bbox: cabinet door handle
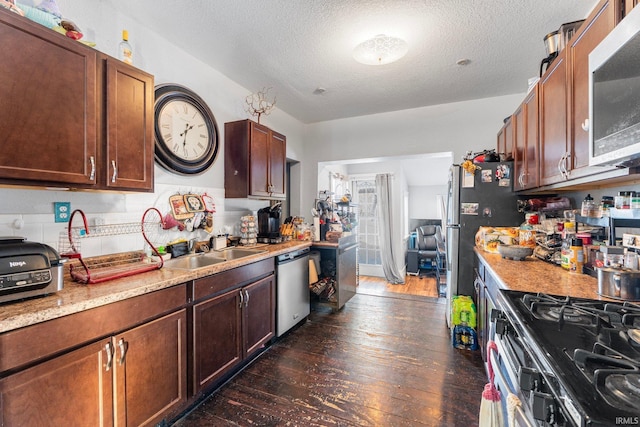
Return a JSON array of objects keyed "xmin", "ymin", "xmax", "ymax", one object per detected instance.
[
  {"xmin": 89, "ymin": 156, "xmax": 96, "ymax": 181},
  {"xmin": 239, "ymin": 289, "xmax": 244, "ymax": 308},
  {"xmin": 117, "ymin": 338, "xmax": 128, "ymax": 365},
  {"xmin": 562, "ymin": 152, "xmax": 570, "ymax": 179},
  {"xmin": 581, "ymin": 119, "xmax": 589, "ymax": 132},
  {"xmin": 244, "ymin": 289, "xmax": 250, "ymax": 307},
  {"xmin": 111, "ymin": 160, "xmax": 117, "ymax": 183},
  {"xmin": 557, "ymin": 155, "xmax": 564, "ymax": 177},
  {"xmin": 105, "ymin": 341, "xmax": 114, "ymax": 371}
]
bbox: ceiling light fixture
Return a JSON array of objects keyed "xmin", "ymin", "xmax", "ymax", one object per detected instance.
[{"xmin": 353, "ymin": 34, "xmax": 408, "ymax": 65}]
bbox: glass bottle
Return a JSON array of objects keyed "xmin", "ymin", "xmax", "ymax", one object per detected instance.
[
  {"xmin": 119, "ymin": 30, "xmax": 133, "ymax": 65},
  {"xmin": 581, "ymin": 194, "xmax": 595, "ymax": 217}
]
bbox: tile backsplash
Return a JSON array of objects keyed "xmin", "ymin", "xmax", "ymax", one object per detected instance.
[{"xmin": 0, "ymin": 184, "xmax": 263, "ymax": 258}]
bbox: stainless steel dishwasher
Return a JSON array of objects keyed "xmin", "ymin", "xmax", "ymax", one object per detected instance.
[{"xmin": 275, "ymin": 247, "xmax": 310, "ymax": 337}]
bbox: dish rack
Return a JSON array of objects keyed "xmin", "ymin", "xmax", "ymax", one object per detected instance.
[{"xmin": 61, "ymin": 208, "xmax": 165, "ymax": 284}]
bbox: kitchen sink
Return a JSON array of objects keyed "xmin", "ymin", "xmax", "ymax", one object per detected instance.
[
  {"xmin": 163, "ymin": 248, "xmax": 267, "ymax": 270},
  {"xmin": 163, "ymin": 254, "xmax": 226, "ymax": 270},
  {"xmin": 213, "ymin": 248, "xmax": 267, "ymax": 260}
]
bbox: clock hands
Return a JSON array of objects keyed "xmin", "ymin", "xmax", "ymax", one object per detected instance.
[
  {"xmin": 181, "ymin": 123, "xmax": 194, "ymax": 157},
  {"xmin": 180, "ymin": 123, "xmax": 194, "ymax": 137}
]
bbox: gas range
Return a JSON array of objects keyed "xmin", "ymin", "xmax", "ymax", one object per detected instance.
[{"xmin": 494, "ymin": 291, "xmax": 640, "ymax": 426}]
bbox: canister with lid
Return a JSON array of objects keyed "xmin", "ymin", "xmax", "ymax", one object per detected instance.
[
  {"xmin": 569, "ymin": 238, "xmax": 584, "ymax": 274},
  {"xmin": 581, "ymin": 194, "xmax": 597, "ymax": 217}
]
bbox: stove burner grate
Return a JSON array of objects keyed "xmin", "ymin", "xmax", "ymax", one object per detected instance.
[
  {"xmin": 629, "ymin": 329, "xmax": 640, "ymax": 347},
  {"xmin": 546, "ymin": 306, "xmax": 590, "ymax": 323},
  {"xmin": 604, "ymin": 373, "xmax": 640, "ymax": 409}
]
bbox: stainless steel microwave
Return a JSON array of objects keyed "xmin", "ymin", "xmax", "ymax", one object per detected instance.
[{"xmin": 589, "ymin": 6, "xmax": 640, "ymax": 167}]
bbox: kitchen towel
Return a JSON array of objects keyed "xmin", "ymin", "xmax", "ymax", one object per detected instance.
[{"xmin": 479, "ymin": 341, "xmax": 504, "ymax": 427}]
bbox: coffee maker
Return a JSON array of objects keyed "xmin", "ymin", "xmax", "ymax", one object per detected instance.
[
  {"xmin": 540, "ymin": 30, "xmax": 560, "ymax": 77},
  {"xmin": 539, "ymin": 20, "xmax": 585, "ymax": 77},
  {"xmin": 257, "ymin": 203, "xmax": 282, "ymax": 244}
]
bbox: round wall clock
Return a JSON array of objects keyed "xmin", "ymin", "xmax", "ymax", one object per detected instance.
[{"xmin": 154, "ymin": 84, "xmax": 219, "ymax": 175}]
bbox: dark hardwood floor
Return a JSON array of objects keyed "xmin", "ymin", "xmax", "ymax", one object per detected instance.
[{"xmin": 173, "ymin": 277, "xmax": 486, "ymax": 426}]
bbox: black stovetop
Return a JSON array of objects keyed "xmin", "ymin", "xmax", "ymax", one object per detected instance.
[{"xmin": 501, "ymin": 291, "xmax": 640, "ymax": 425}]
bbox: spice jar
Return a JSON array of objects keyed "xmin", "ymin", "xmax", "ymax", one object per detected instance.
[
  {"xmin": 615, "ymin": 191, "xmax": 633, "ymax": 209},
  {"xmin": 600, "ymin": 196, "xmax": 614, "ymax": 217},
  {"xmin": 569, "ymin": 238, "xmax": 584, "ymax": 274},
  {"xmin": 581, "ymin": 194, "xmax": 596, "ymax": 217}
]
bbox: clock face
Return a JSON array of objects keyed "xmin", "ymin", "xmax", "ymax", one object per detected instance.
[
  {"xmin": 154, "ymin": 84, "xmax": 219, "ymax": 175},
  {"xmin": 158, "ymin": 100, "xmax": 209, "ymax": 161}
]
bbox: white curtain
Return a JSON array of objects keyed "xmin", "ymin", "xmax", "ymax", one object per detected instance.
[{"xmin": 375, "ymin": 174, "xmax": 405, "ymax": 284}]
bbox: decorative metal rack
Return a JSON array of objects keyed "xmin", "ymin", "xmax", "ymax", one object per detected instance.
[{"xmin": 61, "ymin": 208, "xmax": 164, "ymax": 284}]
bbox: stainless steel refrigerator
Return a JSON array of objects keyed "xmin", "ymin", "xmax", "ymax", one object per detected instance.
[{"xmin": 445, "ymin": 162, "xmax": 523, "ymax": 327}]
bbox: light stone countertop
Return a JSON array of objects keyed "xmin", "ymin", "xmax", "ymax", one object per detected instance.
[
  {"xmin": 476, "ymin": 249, "xmax": 618, "ymax": 301},
  {"xmin": 0, "ymin": 241, "xmax": 311, "ymax": 334}
]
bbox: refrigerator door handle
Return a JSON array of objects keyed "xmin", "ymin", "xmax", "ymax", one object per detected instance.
[{"xmin": 446, "ymin": 223, "xmax": 461, "ymax": 229}]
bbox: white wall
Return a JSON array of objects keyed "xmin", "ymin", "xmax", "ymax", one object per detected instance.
[
  {"xmin": 3, "ymin": 2, "xmax": 525, "ymax": 259},
  {"xmin": 301, "ymin": 93, "xmax": 525, "ymax": 219},
  {"xmin": 409, "ymin": 185, "xmax": 447, "ymax": 219}
]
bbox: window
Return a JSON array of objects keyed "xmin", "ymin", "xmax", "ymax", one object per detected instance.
[{"xmin": 353, "ymin": 178, "xmax": 380, "ymax": 265}]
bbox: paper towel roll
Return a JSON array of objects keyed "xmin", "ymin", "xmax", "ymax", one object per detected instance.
[
  {"xmin": 313, "ymin": 217, "xmax": 320, "ymax": 241},
  {"xmin": 309, "ymin": 258, "xmax": 319, "ymax": 284}
]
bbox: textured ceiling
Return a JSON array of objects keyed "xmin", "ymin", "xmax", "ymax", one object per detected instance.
[{"xmin": 112, "ymin": 0, "xmax": 598, "ymax": 124}]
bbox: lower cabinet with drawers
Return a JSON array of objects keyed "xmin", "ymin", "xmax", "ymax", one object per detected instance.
[{"xmin": 0, "ymin": 285, "xmax": 188, "ymax": 427}]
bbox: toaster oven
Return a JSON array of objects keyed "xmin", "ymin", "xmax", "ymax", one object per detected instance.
[{"xmin": 0, "ymin": 237, "xmax": 64, "ymax": 304}]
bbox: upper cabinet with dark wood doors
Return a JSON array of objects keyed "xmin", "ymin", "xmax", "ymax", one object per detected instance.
[
  {"xmin": 496, "ymin": 117, "xmax": 514, "ymax": 161},
  {"xmin": 565, "ymin": 0, "xmax": 618, "ymax": 180},
  {"xmin": 225, "ymin": 119, "xmax": 286, "ymax": 200},
  {"xmin": 513, "ymin": 85, "xmax": 539, "ymax": 190},
  {"xmin": 0, "ymin": 9, "xmax": 154, "ymax": 192},
  {"xmin": 513, "ymin": 0, "xmax": 621, "ymax": 188}
]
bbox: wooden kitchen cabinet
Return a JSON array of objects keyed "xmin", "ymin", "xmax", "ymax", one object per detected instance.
[
  {"xmin": 565, "ymin": 0, "xmax": 617, "ymax": 179},
  {"xmin": 0, "ymin": 10, "xmax": 153, "ymax": 192},
  {"xmin": 191, "ymin": 259, "xmax": 275, "ymax": 395},
  {"xmin": 225, "ymin": 119, "xmax": 286, "ymax": 200},
  {"xmin": 103, "ymin": 59, "xmax": 154, "ymax": 191},
  {"xmin": 0, "ymin": 339, "xmax": 114, "ymax": 426},
  {"xmin": 0, "ymin": 284, "xmax": 187, "ymax": 426},
  {"xmin": 0, "ymin": 9, "xmax": 97, "ymax": 186},
  {"xmin": 623, "ymin": 0, "xmax": 639, "ymax": 17},
  {"xmin": 513, "ymin": 86, "xmax": 539, "ymax": 190},
  {"xmin": 113, "ymin": 309, "xmax": 187, "ymax": 426},
  {"xmin": 496, "ymin": 117, "xmax": 513, "ymax": 160},
  {"xmin": 539, "ymin": 50, "xmax": 569, "ymax": 186},
  {"xmin": 536, "ymin": 0, "xmax": 619, "ymax": 187}
]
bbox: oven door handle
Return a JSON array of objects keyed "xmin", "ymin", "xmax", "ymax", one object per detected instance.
[{"xmin": 489, "ymin": 344, "xmax": 536, "ymax": 427}]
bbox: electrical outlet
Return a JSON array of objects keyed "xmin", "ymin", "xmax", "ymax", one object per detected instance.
[{"xmin": 54, "ymin": 202, "xmax": 71, "ymax": 223}]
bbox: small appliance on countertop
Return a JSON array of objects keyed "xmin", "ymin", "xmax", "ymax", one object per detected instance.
[
  {"xmin": 0, "ymin": 237, "xmax": 64, "ymax": 304},
  {"xmin": 257, "ymin": 203, "xmax": 282, "ymax": 244}
]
